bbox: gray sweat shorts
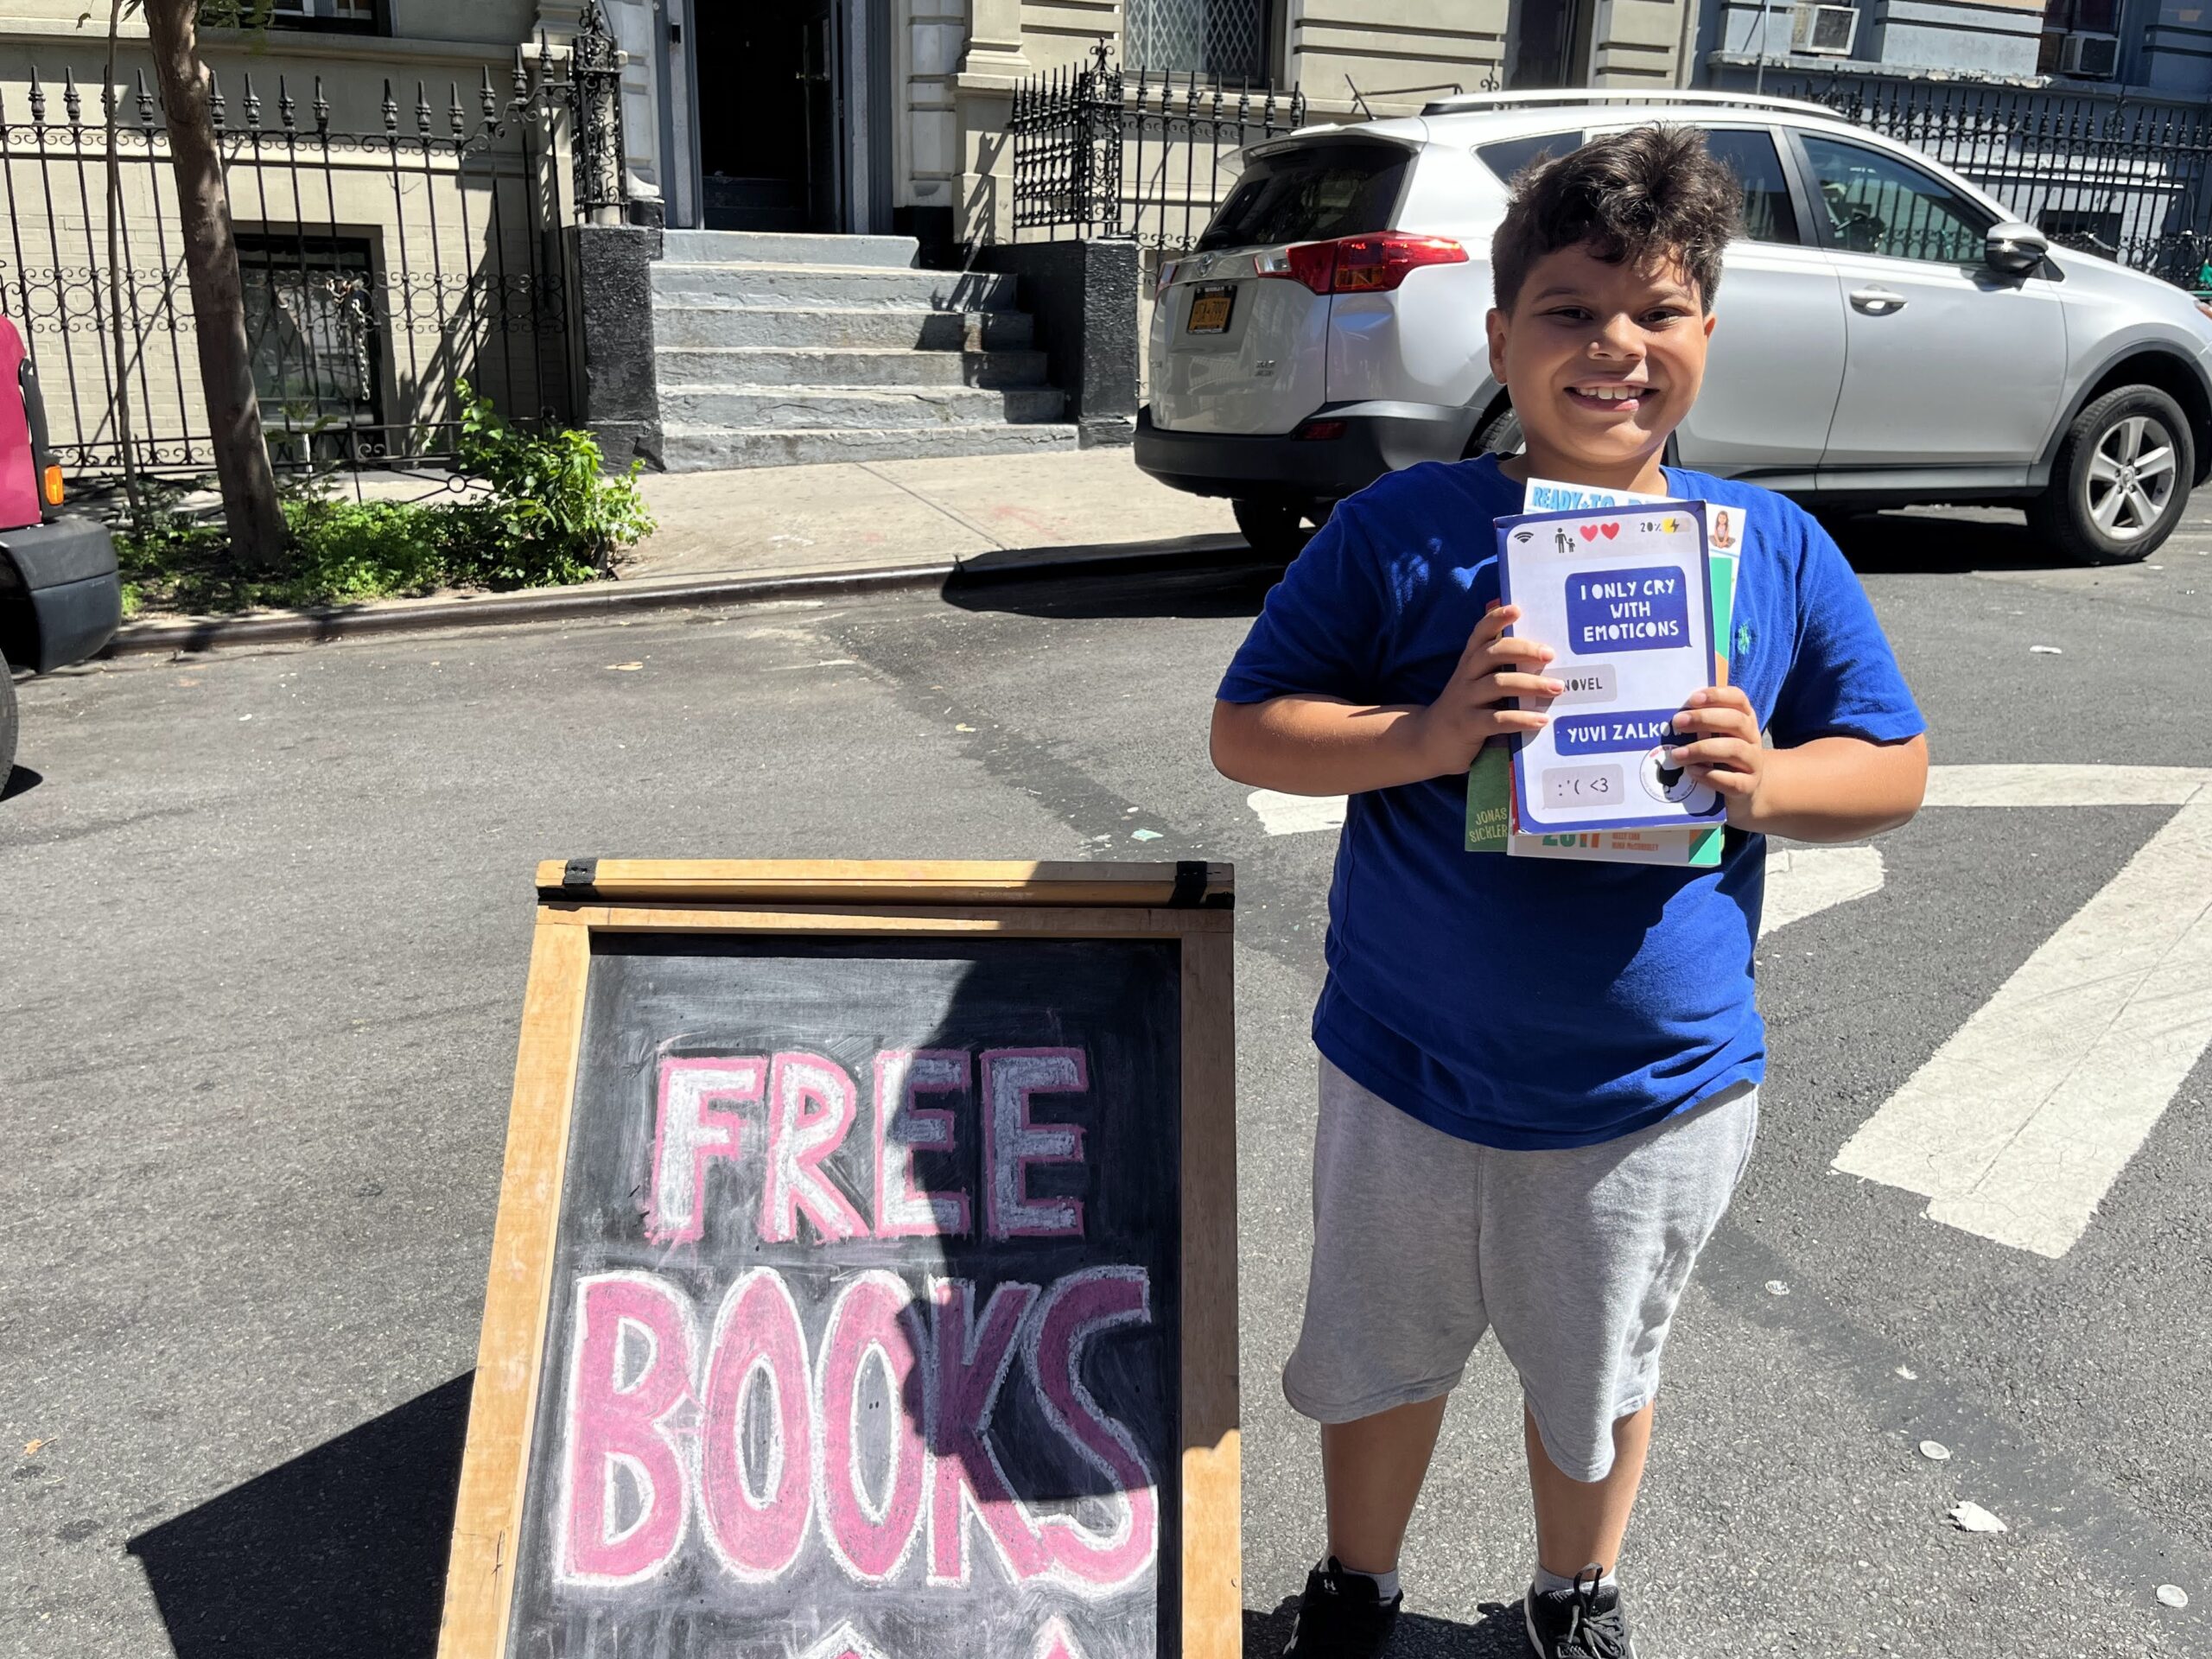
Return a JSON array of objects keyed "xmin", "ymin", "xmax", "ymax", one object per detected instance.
[{"xmin": 1283, "ymin": 1057, "xmax": 1758, "ymax": 1483}]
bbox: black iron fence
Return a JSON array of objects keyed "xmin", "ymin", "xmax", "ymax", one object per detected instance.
[
  {"xmin": 1008, "ymin": 49, "xmax": 1306, "ymax": 250},
  {"xmin": 0, "ymin": 43, "xmax": 586, "ymax": 483},
  {"xmin": 1775, "ymin": 70, "xmax": 2212, "ymax": 289}
]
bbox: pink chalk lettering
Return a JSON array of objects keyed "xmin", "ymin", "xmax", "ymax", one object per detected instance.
[
  {"xmin": 762, "ymin": 1052, "xmax": 868, "ymax": 1245},
  {"xmin": 558, "ymin": 1272, "xmax": 696, "ymax": 1586},
  {"xmin": 700, "ymin": 1268, "xmax": 814, "ymax": 1581},
  {"xmin": 872, "ymin": 1049, "xmax": 973, "ymax": 1239},
  {"xmin": 816, "ymin": 1273, "xmax": 929, "ymax": 1583},
  {"xmin": 648, "ymin": 1057, "xmax": 765, "ymax": 1244},
  {"xmin": 926, "ymin": 1277, "xmax": 1050, "ymax": 1586},
  {"xmin": 1032, "ymin": 1616, "xmax": 1090, "ymax": 1659},
  {"xmin": 1026, "ymin": 1267, "xmax": 1158, "ymax": 1591},
  {"xmin": 795, "ymin": 1624, "xmax": 893, "ymax": 1659},
  {"xmin": 982, "ymin": 1048, "xmax": 1090, "ymax": 1240}
]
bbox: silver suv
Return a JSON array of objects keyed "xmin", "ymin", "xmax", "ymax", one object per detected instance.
[{"xmin": 1135, "ymin": 89, "xmax": 2212, "ymax": 565}]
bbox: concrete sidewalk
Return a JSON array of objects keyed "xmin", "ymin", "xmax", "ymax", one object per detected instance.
[
  {"xmin": 112, "ymin": 448, "xmax": 1255, "ymax": 654},
  {"xmin": 624, "ymin": 446, "xmax": 1240, "ymax": 580}
]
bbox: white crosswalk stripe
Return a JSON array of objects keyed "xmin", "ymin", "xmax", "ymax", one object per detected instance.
[{"xmin": 1834, "ymin": 766, "xmax": 2212, "ymax": 1258}]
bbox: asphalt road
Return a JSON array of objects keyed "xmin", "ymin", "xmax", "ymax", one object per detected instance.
[{"xmin": 4, "ymin": 502, "xmax": 2211, "ymax": 1657}]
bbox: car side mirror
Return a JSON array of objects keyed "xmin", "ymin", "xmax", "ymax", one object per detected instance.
[{"xmin": 1985, "ymin": 220, "xmax": 2049, "ymax": 275}]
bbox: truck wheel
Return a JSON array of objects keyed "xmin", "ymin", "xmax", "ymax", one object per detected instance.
[
  {"xmin": 0, "ymin": 661, "xmax": 17, "ymax": 789},
  {"xmin": 1231, "ymin": 499, "xmax": 1314, "ymax": 562},
  {"xmin": 2029, "ymin": 385, "xmax": 2192, "ymax": 564}
]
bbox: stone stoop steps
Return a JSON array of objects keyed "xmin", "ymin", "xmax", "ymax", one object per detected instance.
[{"xmin": 652, "ymin": 229, "xmax": 1077, "ymax": 470}]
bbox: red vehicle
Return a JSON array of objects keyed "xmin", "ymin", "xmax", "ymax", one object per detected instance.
[{"xmin": 0, "ymin": 315, "xmax": 120, "ymax": 783}]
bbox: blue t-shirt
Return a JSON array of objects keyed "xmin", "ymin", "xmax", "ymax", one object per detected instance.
[{"xmin": 1217, "ymin": 454, "xmax": 1924, "ymax": 1149}]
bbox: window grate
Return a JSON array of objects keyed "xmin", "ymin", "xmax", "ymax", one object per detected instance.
[{"xmin": 1125, "ymin": 0, "xmax": 1268, "ymax": 83}]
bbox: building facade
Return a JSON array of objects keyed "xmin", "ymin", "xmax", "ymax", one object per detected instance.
[
  {"xmin": 1697, "ymin": 0, "xmax": 2212, "ymax": 96},
  {"xmin": 603, "ymin": 0, "xmax": 1701, "ymax": 251}
]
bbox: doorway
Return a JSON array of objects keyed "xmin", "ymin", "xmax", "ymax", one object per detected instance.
[
  {"xmin": 699, "ymin": 3, "xmax": 841, "ymax": 232},
  {"xmin": 1504, "ymin": 0, "xmax": 1596, "ymax": 88}
]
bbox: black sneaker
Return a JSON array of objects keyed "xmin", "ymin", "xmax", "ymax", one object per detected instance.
[
  {"xmin": 1282, "ymin": 1557, "xmax": 1403, "ymax": 1657},
  {"xmin": 1523, "ymin": 1566, "xmax": 1636, "ymax": 1658}
]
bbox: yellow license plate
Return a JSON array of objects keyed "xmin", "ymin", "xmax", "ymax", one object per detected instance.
[{"xmin": 1186, "ymin": 288, "xmax": 1235, "ymax": 334}]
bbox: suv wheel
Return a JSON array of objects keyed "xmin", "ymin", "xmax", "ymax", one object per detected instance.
[
  {"xmin": 2031, "ymin": 385, "xmax": 2193, "ymax": 564},
  {"xmin": 1232, "ymin": 499, "xmax": 1316, "ymax": 562},
  {"xmin": 0, "ymin": 661, "xmax": 17, "ymax": 788},
  {"xmin": 1472, "ymin": 404, "xmax": 1523, "ymax": 456}
]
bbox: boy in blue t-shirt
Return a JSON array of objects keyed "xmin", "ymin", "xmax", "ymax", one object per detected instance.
[{"xmin": 1214, "ymin": 126, "xmax": 1928, "ymax": 1658}]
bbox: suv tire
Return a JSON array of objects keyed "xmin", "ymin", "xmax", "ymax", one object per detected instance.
[
  {"xmin": 1232, "ymin": 498, "xmax": 1315, "ymax": 562},
  {"xmin": 0, "ymin": 660, "xmax": 16, "ymax": 788},
  {"xmin": 2031, "ymin": 385, "xmax": 2193, "ymax": 565},
  {"xmin": 1472, "ymin": 404, "xmax": 1523, "ymax": 456}
]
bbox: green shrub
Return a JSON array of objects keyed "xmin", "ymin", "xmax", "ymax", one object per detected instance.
[
  {"xmin": 284, "ymin": 498, "xmax": 450, "ymax": 601},
  {"xmin": 112, "ymin": 392, "xmax": 656, "ymax": 614},
  {"xmin": 446, "ymin": 385, "xmax": 656, "ymax": 588}
]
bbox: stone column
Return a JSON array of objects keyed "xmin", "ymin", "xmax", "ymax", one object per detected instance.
[
  {"xmin": 954, "ymin": 0, "xmax": 1032, "ymax": 249},
  {"xmin": 569, "ymin": 223, "xmax": 664, "ymax": 470}
]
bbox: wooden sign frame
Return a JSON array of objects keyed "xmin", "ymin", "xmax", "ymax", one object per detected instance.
[{"xmin": 438, "ymin": 859, "xmax": 1240, "ymax": 1659}]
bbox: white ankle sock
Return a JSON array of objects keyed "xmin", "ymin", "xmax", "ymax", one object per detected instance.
[{"xmin": 1325, "ymin": 1556, "xmax": 1401, "ymax": 1600}]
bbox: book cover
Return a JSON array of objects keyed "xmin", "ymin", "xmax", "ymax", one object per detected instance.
[{"xmin": 1496, "ymin": 502, "xmax": 1723, "ymax": 836}]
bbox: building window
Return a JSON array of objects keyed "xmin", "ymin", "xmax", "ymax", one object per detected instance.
[
  {"xmin": 2039, "ymin": 0, "xmax": 2121, "ymax": 75},
  {"xmin": 1125, "ymin": 0, "xmax": 1271, "ymax": 83},
  {"xmin": 266, "ymin": 0, "xmax": 383, "ymax": 33},
  {"xmin": 238, "ymin": 234, "xmax": 385, "ymax": 467}
]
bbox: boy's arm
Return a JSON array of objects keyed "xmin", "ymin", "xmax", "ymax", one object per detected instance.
[
  {"xmin": 1669, "ymin": 685, "xmax": 1928, "ymax": 841},
  {"xmin": 1211, "ymin": 603, "xmax": 1561, "ymax": 795}
]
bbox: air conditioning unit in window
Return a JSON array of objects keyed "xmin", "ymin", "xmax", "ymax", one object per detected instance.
[
  {"xmin": 1790, "ymin": 3, "xmax": 1859, "ymax": 55},
  {"xmin": 2061, "ymin": 32, "xmax": 2120, "ymax": 77}
]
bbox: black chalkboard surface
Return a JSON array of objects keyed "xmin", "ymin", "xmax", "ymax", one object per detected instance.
[{"xmin": 439, "ymin": 861, "xmax": 1238, "ymax": 1659}]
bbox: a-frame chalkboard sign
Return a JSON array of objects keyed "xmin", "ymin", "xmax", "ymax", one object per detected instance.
[{"xmin": 439, "ymin": 860, "xmax": 1238, "ymax": 1659}]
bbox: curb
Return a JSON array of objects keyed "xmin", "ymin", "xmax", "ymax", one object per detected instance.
[{"xmin": 105, "ymin": 533, "xmax": 1262, "ymax": 658}]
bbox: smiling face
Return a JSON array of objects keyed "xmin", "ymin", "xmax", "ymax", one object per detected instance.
[{"xmin": 1485, "ymin": 240, "xmax": 1717, "ymax": 494}]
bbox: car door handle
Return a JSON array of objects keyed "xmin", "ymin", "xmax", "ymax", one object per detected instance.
[{"xmin": 1849, "ymin": 287, "xmax": 1908, "ymax": 315}]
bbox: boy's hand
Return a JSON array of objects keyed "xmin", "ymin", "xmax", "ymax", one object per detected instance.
[
  {"xmin": 1668, "ymin": 686, "xmax": 1766, "ymax": 818},
  {"xmin": 1411, "ymin": 603, "xmax": 1563, "ymax": 775}
]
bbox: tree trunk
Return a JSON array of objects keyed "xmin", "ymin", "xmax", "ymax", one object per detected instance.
[{"xmin": 142, "ymin": 0, "xmax": 284, "ymax": 574}]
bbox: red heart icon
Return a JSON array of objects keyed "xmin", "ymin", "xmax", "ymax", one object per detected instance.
[
  {"xmin": 1600, "ymin": 522, "xmax": 1620, "ymax": 540},
  {"xmin": 1578, "ymin": 524, "xmax": 1600, "ymax": 542}
]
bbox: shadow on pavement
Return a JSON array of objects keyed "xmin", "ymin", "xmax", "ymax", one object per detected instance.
[
  {"xmin": 3, "ymin": 764, "xmax": 43, "ymax": 801},
  {"xmin": 1246, "ymin": 1597, "xmax": 1528, "ymax": 1656},
  {"xmin": 1820, "ymin": 507, "xmax": 2072, "ymax": 575},
  {"xmin": 127, "ymin": 1372, "xmax": 473, "ymax": 1659},
  {"xmin": 944, "ymin": 557, "xmax": 1281, "ymax": 622}
]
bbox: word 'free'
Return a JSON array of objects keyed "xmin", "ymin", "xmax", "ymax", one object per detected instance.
[{"xmin": 651, "ymin": 1047, "xmax": 1094, "ymax": 1247}]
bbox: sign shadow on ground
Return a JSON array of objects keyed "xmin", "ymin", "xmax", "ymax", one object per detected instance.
[{"xmin": 126, "ymin": 1371, "xmax": 474, "ymax": 1659}]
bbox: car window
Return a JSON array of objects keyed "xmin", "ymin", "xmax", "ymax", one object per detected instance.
[
  {"xmin": 1196, "ymin": 143, "xmax": 1411, "ymax": 251},
  {"xmin": 1476, "ymin": 131, "xmax": 1584, "ymax": 185},
  {"xmin": 1799, "ymin": 134, "xmax": 1992, "ymax": 264},
  {"xmin": 1700, "ymin": 129, "xmax": 1799, "ymax": 245}
]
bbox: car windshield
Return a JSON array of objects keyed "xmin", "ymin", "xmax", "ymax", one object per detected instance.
[{"xmin": 1195, "ymin": 143, "xmax": 1411, "ymax": 251}]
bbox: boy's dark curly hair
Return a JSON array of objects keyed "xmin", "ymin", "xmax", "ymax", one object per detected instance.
[{"xmin": 1490, "ymin": 124, "xmax": 1742, "ymax": 313}]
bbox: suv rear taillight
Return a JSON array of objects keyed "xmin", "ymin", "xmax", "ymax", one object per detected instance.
[{"xmin": 1255, "ymin": 232, "xmax": 1468, "ymax": 296}]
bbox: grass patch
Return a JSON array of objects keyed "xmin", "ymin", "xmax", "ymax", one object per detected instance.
[{"xmin": 116, "ymin": 390, "xmax": 654, "ymax": 618}]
